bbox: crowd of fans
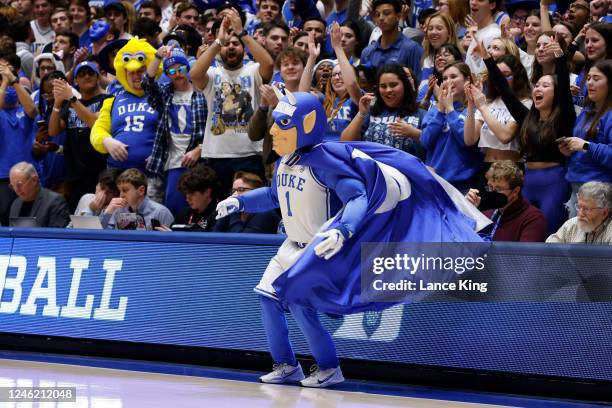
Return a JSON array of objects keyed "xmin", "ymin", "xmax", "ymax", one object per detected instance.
[{"xmin": 0, "ymin": 0, "xmax": 610, "ymax": 243}]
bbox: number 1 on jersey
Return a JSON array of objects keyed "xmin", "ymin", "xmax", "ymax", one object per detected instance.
[{"xmin": 285, "ymin": 191, "xmax": 293, "ymax": 216}]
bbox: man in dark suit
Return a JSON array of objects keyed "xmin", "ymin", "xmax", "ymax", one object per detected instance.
[{"xmin": 8, "ymin": 162, "xmax": 70, "ymax": 228}]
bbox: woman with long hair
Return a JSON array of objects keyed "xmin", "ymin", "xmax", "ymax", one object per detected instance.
[
  {"xmin": 569, "ymin": 22, "xmax": 612, "ymax": 106},
  {"xmin": 420, "ymin": 12, "xmax": 460, "ymax": 85},
  {"xmin": 417, "ymin": 43, "xmax": 462, "ymax": 106},
  {"xmin": 420, "ymin": 62, "xmax": 482, "ymax": 192},
  {"xmin": 464, "ymin": 54, "xmax": 532, "ymax": 163},
  {"xmin": 339, "ymin": 20, "xmax": 363, "ymax": 66},
  {"xmin": 560, "ymin": 59, "xmax": 612, "ymax": 217},
  {"xmin": 341, "ymin": 63, "xmax": 426, "ymax": 159},
  {"xmin": 487, "ymin": 37, "xmax": 521, "ymax": 61},
  {"xmin": 300, "ymin": 23, "xmax": 361, "ymax": 142},
  {"xmin": 516, "ymin": 10, "xmax": 543, "ymax": 78},
  {"xmin": 530, "ymin": 31, "xmax": 575, "ymax": 85},
  {"xmin": 519, "ymin": 10, "xmax": 543, "ymax": 57},
  {"xmin": 447, "ymin": 0, "xmax": 469, "ymax": 39},
  {"xmin": 478, "ymin": 37, "xmax": 575, "ymax": 233}
]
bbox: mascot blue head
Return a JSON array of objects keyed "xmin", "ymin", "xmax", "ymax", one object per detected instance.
[{"xmin": 270, "ymin": 89, "xmax": 326, "ymax": 156}]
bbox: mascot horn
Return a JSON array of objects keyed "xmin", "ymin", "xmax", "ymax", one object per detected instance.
[{"xmin": 271, "ymin": 89, "xmax": 326, "ymax": 150}]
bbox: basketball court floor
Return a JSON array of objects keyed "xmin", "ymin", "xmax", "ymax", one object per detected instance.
[{"xmin": 0, "ymin": 352, "xmax": 604, "ymax": 408}]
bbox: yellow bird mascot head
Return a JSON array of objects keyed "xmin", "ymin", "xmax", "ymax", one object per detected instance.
[{"xmin": 113, "ymin": 38, "xmax": 161, "ymax": 97}]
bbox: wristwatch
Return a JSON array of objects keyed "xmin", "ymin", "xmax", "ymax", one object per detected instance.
[
  {"xmin": 69, "ymin": 95, "xmax": 78, "ymax": 104},
  {"xmin": 583, "ymin": 142, "xmax": 590, "ymax": 152},
  {"xmin": 237, "ymin": 30, "xmax": 247, "ymax": 38}
]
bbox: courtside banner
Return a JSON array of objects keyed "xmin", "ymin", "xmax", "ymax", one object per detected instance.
[{"xmin": 0, "ymin": 229, "xmax": 611, "ymax": 381}]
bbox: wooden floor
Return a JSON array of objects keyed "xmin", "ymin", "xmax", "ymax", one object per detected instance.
[
  {"xmin": 0, "ymin": 358, "xmax": 516, "ymax": 408},
  {"xmin": 0, "ymin": 357, "xmax": 600, "ymax": 408}
]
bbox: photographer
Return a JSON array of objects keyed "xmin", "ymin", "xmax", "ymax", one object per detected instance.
[{"xmin": 466, "ymin": 161, "xmax": 547, "ymax": 242}]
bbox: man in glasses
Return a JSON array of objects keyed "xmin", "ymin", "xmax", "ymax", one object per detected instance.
[
  {"xmin": 466, "ymin": 161, "xmax": 547, "ymax": 242},
  {"xmin": 141, "ymin": 43, "xmax": 206, "ymax": 216},
  {"xmin": 47, "ymin": 61, "xmax": 110, "ymax": 212},
  {"xmin": 8, "ymin": 162, "xmax": 70, "ymax": 228},
  {"xmin": 213, "ymin": 171, "xmax": 280, "ymax": 233},
  {"xmin": 547, "ymin": 181, "xmax": 612, "ymax": 244}
]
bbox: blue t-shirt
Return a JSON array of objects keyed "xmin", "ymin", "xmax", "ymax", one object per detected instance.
[
  {"xmin": 567, "ymin": 109, "xmax": 612, "ymax": 183},
  {"xmin": 360, "ymin": 34, "xmax": 424, "ymax": 80},
  {"xmin": 270, "ymin": 71, "xmax": 285, "ymax": 88},
  {"xmin": 32, "ymin": 94, "xmax": 67, "ymax": 188},
  {"xmin": 108, "ymin": 92, "xmax": 159, "ymax": 171},
  {"xmin": 0, "ymin": 107, "xmax": 35, "ymax": 178},
  {"xmin": 361, "ymin": 107, "xmax": 426, "ymax": 160},
  {"xmin": 325, "ymin": 97, "xmax": 357, "ymax": 142},
  {"xmin": 420, "ymin": 104, "xmax": 482, "ymax": 185},
  {"xmin": 79, "ymin": 31, "xmax": 92, "ymax": 48}
]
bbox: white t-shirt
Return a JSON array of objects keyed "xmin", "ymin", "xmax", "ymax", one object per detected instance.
[
  {"xmin": 466, "ymin": 23, "xmax": 501, "ymax": 75},
  {"xmin": 30, "ymin": 20, "xmax": 55, "ymax": 54},
  {"xmin": 74, "ymin": 193, "xmax": 95, "ymax": 216},
  {"xmin": 520, "ymin": 49, "xmax": 534, "ymax": 80},
  {"xmin": 476, "ymin": 97, "xmax": 532, "ymax": 151},
  {"xmin": 166, "ymin": 89, "xmax": 194, "ymax": 170},
  {"xmin": 200, "ymin": 63, "xmax": 263, "ymax": 158},
  {"xmin": 160, "ymin": 4, "xmax": 173, "ymax": 33}
]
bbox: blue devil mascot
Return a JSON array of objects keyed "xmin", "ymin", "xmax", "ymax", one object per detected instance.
[{"xmin": 216, "ymin": 90, "xmax": 486, "ymax": 388}]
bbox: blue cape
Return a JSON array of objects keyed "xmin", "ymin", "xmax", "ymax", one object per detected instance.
[{"xmin": 272, "ymin": 141, "xmax": 482, "ymax": 314}]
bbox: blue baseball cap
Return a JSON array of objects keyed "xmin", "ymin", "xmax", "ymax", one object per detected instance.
[
  {"xmin": 74, "ymin": 61, "xmax": 100, "ymax": 80},
  {"xmin": 104, "ymin": 0, "xmax": 126, "ymax": 14},
  {"xmin": 163, "ymin": 47, "xmax": 190, "ymax": 72}
]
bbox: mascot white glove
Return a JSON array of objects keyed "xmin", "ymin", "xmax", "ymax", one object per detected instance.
[
  {"xmin": 314, "ymin": 229, "xmax": 347, "ymax": 260},
  {"xmin": 216, "ymin": 197, "xmax": 241, "ymax": 219}
]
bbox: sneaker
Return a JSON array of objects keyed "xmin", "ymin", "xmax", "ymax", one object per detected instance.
[
  {"xmin": 300, "ymin": 365, "xmax": 344, "ymax": 388},
  {"xmin": 259, "ymin": 363, "xmax": 305, "ymax": 384}
]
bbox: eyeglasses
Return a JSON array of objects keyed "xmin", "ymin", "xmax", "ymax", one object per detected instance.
[
  {"xmin": 331, "ymin": 72, "xmax": 342, "ymax": 78},
  {"xmin": 77, "ymin": 69, "xmax": 97, "ymax": 78},
  {"xmin": 166, "ymin": 65, "xmax": 188, "ymax": 76},
  {"xmin": 435, "ymin": 51, "xmax": 453, "ymax": 59},
  {"xmin": 231, "ymin": 187, "xmax": 253, "ymax": 194},
  {"xmin": 484, "ymin": 184, "xmax": 512, "ymax": 194},
  {"xmin": 9, "ymin": 177, "xmax": 32, "ymax": 191},
  {"xmin": 575, "ymin": 204, "xmax": 603, "ymax": 214}
]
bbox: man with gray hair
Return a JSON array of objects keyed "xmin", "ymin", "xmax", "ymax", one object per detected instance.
[
  {"xmin": 547, "ymin": 182, "xmax": 612, "ymax": 244},
  {"xmin": 8, "ymin": 162, "xmax": 70, "ymax": 228}
]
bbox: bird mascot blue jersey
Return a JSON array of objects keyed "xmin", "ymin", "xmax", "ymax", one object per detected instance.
[{"xmin": 216, "ymin": 90, "xmax": 485, "ymax": 388}]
